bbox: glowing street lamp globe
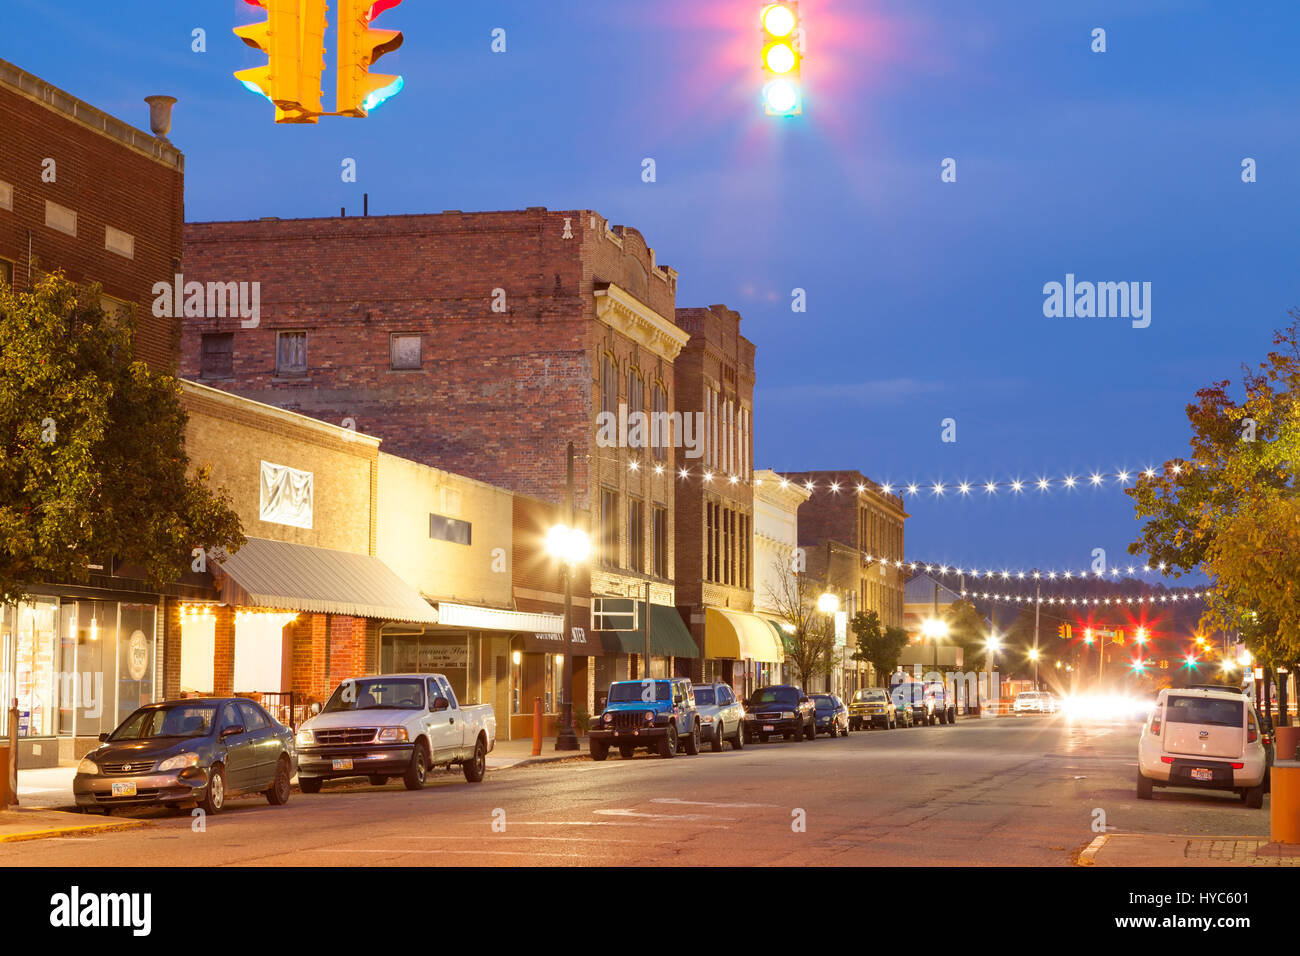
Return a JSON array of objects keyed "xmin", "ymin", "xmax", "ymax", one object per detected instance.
[
  {"xmin": 817, "ymin": 592, "xmax": 839, "ymax": 615},
  {"xmin": 545, "ymin": 524, "xmax": 589, "ymax": 565}
]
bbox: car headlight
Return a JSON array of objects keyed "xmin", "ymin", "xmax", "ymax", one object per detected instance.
[
  {"xmin": 76, "ymin": 757, "xmax": 99, "ymax": 776},
  {"xmin": 781, "ymin": 711, "xmax": 796, "ymax": 719},
  {"xmin": 700, "ymin": 715, "xmax": 714, "ymax": 723},
  {"xmin": 158, "ymin": 753, "xmax": 201, "ymax": 772},
  {"xmin": 377, "ymin": 727, "xmax": 409, "ymax": 742},
  {"xmin": 296, "ymin": 729, "xmax": 315, "ymax": 746},
  {"xmin": 602, "ymin": 712, "xmax": 613, "ymax": 723}
]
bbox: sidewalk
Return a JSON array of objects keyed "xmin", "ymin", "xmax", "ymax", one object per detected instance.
[
  {"xmin": 487, "ymin": 735, "xmax": 591, "ymax": 770},
  {"xmin": 0, "ymin": 807, "xmax": 149, "ymax": 843},
  {"xmin": 1080, "ymin": 833, "xmax": 1300, "ymax": 867}
]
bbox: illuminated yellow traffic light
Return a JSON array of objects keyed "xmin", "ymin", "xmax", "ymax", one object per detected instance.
[
  {"xmin": 761, "ymin": 3, "xmax": 802, "ymax": 116},
  {"xmin": 337, "ymin": 0, "xmax": 406, "ymax": 117},
  {"xmin": 233, "ymin": 0, "xmax": 327, "ymax": 124}
]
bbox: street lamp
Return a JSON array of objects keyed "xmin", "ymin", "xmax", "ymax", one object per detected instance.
[
  {"xmin": 818, "ymin": 593, "xmax": 839, "ymax": 694},
  {"xmin": 921, "ymin": 617, "xmax": 950, "ymax": 676},
  {"xmin": 545, "ymin": 520, "xmax": 589, "ymax": 752}
]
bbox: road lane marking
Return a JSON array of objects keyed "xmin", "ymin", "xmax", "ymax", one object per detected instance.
[
  {"xmin": 311, "ymin": 847, "xmax": 586, "ymax": 859},
  {"xmin": 650, "ymin": 797, "xmax": 775, "ymax": 808},
  {"xmin": 593, "ymin": 809, "xmax": 735, "ymax": 821}
]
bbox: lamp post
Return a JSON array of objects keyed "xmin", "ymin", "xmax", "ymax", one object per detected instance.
[
  {"xmin": 985, "ymin": 633, "xmax": 1002, "ymax": 714},
  {"xmin": 818, "ymin": 592, "xmax": 839, "ymax": 694},
  {"xmin": 546, "ymin": 442, "xmax": 589, "ymax": 752},
  {"xmin": 921, "ymin": 617, "xmax": 950, "ymax": 677}
]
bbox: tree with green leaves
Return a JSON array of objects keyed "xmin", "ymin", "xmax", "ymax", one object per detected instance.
[
  {"xmin": 0, "ymin": 272, "xmax": 244, "ymax": 602},
  {"xmin": 850, "ymin": 609, "xmax": 908, "ymax": 686},
  {"xmin": 1127, "ymin": 319, "xmax": 1300, "ymax": 700},
  {"xmin": 941, "ymin": 599, "xmax": 988, "ymax": 671}
]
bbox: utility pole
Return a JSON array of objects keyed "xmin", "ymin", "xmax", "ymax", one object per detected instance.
[
  {"xmin": 555, "ymin": 442, "xmax": 579, "ymax": 751},
  {"xmin": 1033, "ymin": 573, "xmax": 1041, "ymax": 691}
]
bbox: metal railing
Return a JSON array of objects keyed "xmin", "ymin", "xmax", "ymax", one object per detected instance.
[{"xmin": 236, "ymin": 691, "xmax": 301, "ymax": 731}]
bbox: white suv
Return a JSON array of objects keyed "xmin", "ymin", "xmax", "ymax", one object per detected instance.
[{"xmin": 1137, "ymin": 687, "xmax": 1269, "ymax": 808}]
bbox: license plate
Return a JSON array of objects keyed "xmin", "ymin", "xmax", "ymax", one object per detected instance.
[
  {"xmin": 762, "ymin": 725, "xmax": 775, "ymax": 732},
  {"xmin": 332, "ymin": 758, "xmax": 353, "ymax": 771},
  {"xmin": 111, "ymin": 782, "xmax": 136, "ymax": 797},
  {"xmin": 1191, "ymin": 768, "xmax": 1212, "ymax": 781}
]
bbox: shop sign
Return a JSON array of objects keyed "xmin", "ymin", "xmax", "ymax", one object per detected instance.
[
  {"xmin": 126, "ymin": 630, "xmax": 150, "ymax": 681},
  {"xmin": 419, "ymin": 645, "xmax": 468, "ymax": 668}
]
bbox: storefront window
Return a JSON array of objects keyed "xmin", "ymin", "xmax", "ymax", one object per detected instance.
[
  {"xmin": 116, "ymin": 604, "xmax": 156, "ymax": 728},
  {"xmin": 381, "ymin": 632, "xmax": 472, "ymax": 704},
  {"xmin": 12, "ymin": 599, "xmax": 59, "ymax": 738}
]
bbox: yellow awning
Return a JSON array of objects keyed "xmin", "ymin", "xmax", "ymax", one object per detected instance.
[{"xmin": 705, "ymin": 608, "xmax": 785, "ymax": 664}]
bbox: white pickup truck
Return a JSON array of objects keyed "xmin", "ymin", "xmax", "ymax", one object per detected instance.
[{"xmin": 295, "ymin": 673, "xmax": 495, "ymax": 792}]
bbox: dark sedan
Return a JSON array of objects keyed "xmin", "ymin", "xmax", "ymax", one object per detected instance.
[
  {"xmin": 811, "ymin": 694, "xmax": 850, "ymax": 737},
  {"xmin": 742, "ymin": 685, "xmax": 817, "ymax": 743},
  {"xmin": 74, "ymin": 697, "xmax": 297, "ymax": 814}
]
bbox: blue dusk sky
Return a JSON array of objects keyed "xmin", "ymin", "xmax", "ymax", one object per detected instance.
[{"xmin": 5, "ymin": 0, "xmax": 1299, "ymax": 587}]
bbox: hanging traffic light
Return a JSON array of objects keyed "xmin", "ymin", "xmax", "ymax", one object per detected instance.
[
  {"xmin": 761, "ymin": 3, "xmax": 802, "ymax": 116},
  {"xmin": 233, "ymin": 0, "xmax": 327, "ymax": 123},
  {"xmin": 337, "ymin": 0, "xmax": 405, "ymax": 117}
]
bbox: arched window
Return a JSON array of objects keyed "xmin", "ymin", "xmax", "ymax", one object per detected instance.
[{"xmin": 651, "ymin": 383, "xmax": 668, "ymax": 460}]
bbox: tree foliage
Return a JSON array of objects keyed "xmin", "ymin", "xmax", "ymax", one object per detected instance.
[
  {"xmin": 1127, "ymin": 318, "xmax": 1300, "ymax": 668},
  {"xmin": 765, "ymin": 550, "xmax": 835, "ymax": 688},
  {"xmin": 850, "ymin": 609, "xmax": 908, "ymax": 685},
  {"xmin": 0, "ymin": 272, "xmax": 244, "ymax": 601}
]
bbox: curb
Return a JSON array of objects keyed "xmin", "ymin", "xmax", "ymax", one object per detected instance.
[
  {"xmin": 491, "ymin": 753, "xmax": 591, "ymax": 770},
  {"xmin": 1077, "ymin": 834, "xmax": 1108, "ymax": 866},
  {"xmin": 0, "ymin": 818, "xmax": 152, "ymax": 844}
]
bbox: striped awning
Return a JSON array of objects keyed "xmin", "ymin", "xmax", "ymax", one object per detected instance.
[{"xmin": 211, "ymin": 537, "xmax": 439, "ymax": 624}]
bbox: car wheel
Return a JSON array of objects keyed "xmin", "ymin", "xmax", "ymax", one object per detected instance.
[
  {"xmin": 807, "ymin": 720, "xmax": 816, "ymax": 740},
  {"xmin": 590, "ymin": 739, "xmax": 610, "ymax": 761},
  {"xmin": 711, "ymin": 722, "xmax": 726, "ymax": 753},
  {"xmin": 1136, "ymin": 771, "xmax": 1153, "ymax": 800},
  {"xmin": 841, "ymin": 721, "xmax": 850, "ymax": 737},
  {"xmin": 199, "ymin": 764, "xmax": 226, "ymax": 814},
  {"xmin": 463, "ymin": 734, "xmax": 487, "ymax": 783},
  {"xmin": 1243, "ymin": 783, "xmax": 1265, "ymax": 809},
  {"xmin": 368, "ymin": 775, "xmax": 389, "ymax": 786},
  {"xmin": 731, "ymin": 726, "xmax": 745, "ymax": 750},
  {"xmin": 684, "ymin": 722, "xmax": 701, "ymax": 755},
  {"xmin": 403, "ymin": 741, "xmax": 429, "ymax": 790},
  {"xmin": 889, "ymin": 716, "xmax": 897, "ymax": 729},
  {"xmin": 298, "ymin": 776, "xmax": 323, "ymax": 794},
  {"xmin": 265, "ymin": 757, "xmax": 293, "ymax": 805},
  {"xmin": 659, "ymin": 723, "xmax": 679, "ymax": 758}
]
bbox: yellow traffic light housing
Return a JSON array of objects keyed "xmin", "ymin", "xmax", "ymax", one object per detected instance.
[
  {"xmin": 761, "ymin": 3, "xmax": 802, "ymax": 116},
  {"xmin": 336, "ymin": 0, "xmax": 406, "ymax": 117},
  {"xmin": 233, "ymin": 0, "xmax": 327, "ymax": 123}
]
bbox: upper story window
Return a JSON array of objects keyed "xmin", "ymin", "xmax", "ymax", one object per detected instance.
[
  {"xmin": 200, "ymin": 332, "xmax": 234, "ymax": 379},
  {"xmin": 651, "ymin": 383, "xmax": 668, "ymax": 460},
  {"xmin": 0, "ymin": 180, "xmax": 13, "ymax": 212},
  {"xmin": 276, "ymin": 331, "xmax": 308, "ymax": 376},
  {"xmin": 391, "ymin": 333, "xmax": 421, "ymax": 370},
  {"xmin": 0, "ymin": 258, "xmax": 13, "ymax": 288},
  {"xmin": 601, "ymin": 353, "xmax": 618, "ymax": 415}
]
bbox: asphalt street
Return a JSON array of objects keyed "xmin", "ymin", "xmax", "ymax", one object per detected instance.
[{"xmin": 0, "ymin": 716, "xmax": 1270, "ymax": 866}]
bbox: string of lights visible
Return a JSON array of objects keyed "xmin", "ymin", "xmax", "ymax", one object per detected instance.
[
  {"xmin": 866, "ymin": 556, "xmax": 1183, "ymax": 582},
  {"xmin": 953, "ymin": 589, "xmax": 1207, "ymax": 607},
  {"xmin": 626, "ymin": 459, "xmax": 1185, "ymax": 498}
]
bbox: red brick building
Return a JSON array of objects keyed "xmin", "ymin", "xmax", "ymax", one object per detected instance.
[
  {"xmin": 0, "ymin": 58, "xmax": 184, "ymax": 371},
  {"xmin": 0, "ymin": 60, "xmax": 192, "ymax": 765},
  {"xmin": 672, "ymin": 305, "xmax": 780, "ymax": 694},
  {"xmin": 181, "ymin": 208, "xmax": 699, "ymax": 692}
]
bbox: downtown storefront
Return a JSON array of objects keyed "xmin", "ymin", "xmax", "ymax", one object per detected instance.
[{"xmin": 700, "ymin": 607, "xmax": 786, "ymax": 699}]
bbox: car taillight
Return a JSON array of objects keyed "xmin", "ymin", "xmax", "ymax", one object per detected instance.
[
  {"xmin": 1231, "ymin": 762, "xmax": 1244, "ymax": 770},
  {"xmin": 1160, "ymin": 756, "xmax": 1174, "ymax": 764},
  {"xmin": 1150, "ymin": 713, "xmax": 1162, "ymax": 736},
  {"xmin": 1247, "ymin": 716, "xmax": 1257, "ymax": 744}
]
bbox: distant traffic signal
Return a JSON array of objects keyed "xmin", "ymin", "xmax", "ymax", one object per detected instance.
[
  {"xmin": 761, "ymin": 3, "xmax": 802, "ymax": 116},
  {"xmin": 336, "ymin": 0, "xmax": 406, "ymax": 117},
  {"xmin": 233, "ymin": 0, "xmax": 327, "ymax": 123}
]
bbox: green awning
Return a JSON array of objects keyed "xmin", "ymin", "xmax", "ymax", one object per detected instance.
[
  {"xmin": 595, "ymin": 601, "xmax": 699, "ymax": 658},
  {"xmin": 765, "ymin": 618, "xmax": 797, "ymax": 657}
]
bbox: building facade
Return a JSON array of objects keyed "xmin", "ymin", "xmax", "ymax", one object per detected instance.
[
  {"xmin": 785, "ymin": 470, "xmax": 909, "ymax": 696},
  {"xmin": 180, "ymin": 208, "xmax": 700, "ymax": 703},
  {"xmin": 672, "ymin": 305, "xmax": 780, "ymax": 695},
  {"xmin": 752, "ymin": 469, "xmax": 812, "ymax": 684},
  {"xmin": 0, "ymin": 61, "xmax": 189, "ymax": 765}
]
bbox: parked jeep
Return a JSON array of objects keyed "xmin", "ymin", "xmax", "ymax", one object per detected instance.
[{"xmin": 589, "ymin": 678, "xmax": 701, "ymax": 760}]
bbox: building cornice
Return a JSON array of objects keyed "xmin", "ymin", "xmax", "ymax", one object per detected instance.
[
  {"xmin": 0, "ymin": 58, "xmax": 184, "ymax": 171},
  {"xmin": 593, "ymin": 283, "xmax": 691, "ymax": 361}
]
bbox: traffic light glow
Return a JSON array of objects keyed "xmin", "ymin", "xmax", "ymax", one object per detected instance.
[
  {"xmin": 362, "ymin": 74, "xmax": 404, "ymax": 112},
  {"xmin": 763, "ymin": 4, "xmax": 795, "ymax": 37},
  {"xmin": 764, "ymin": 42, "xmax": 796, "ymax": 74}
]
